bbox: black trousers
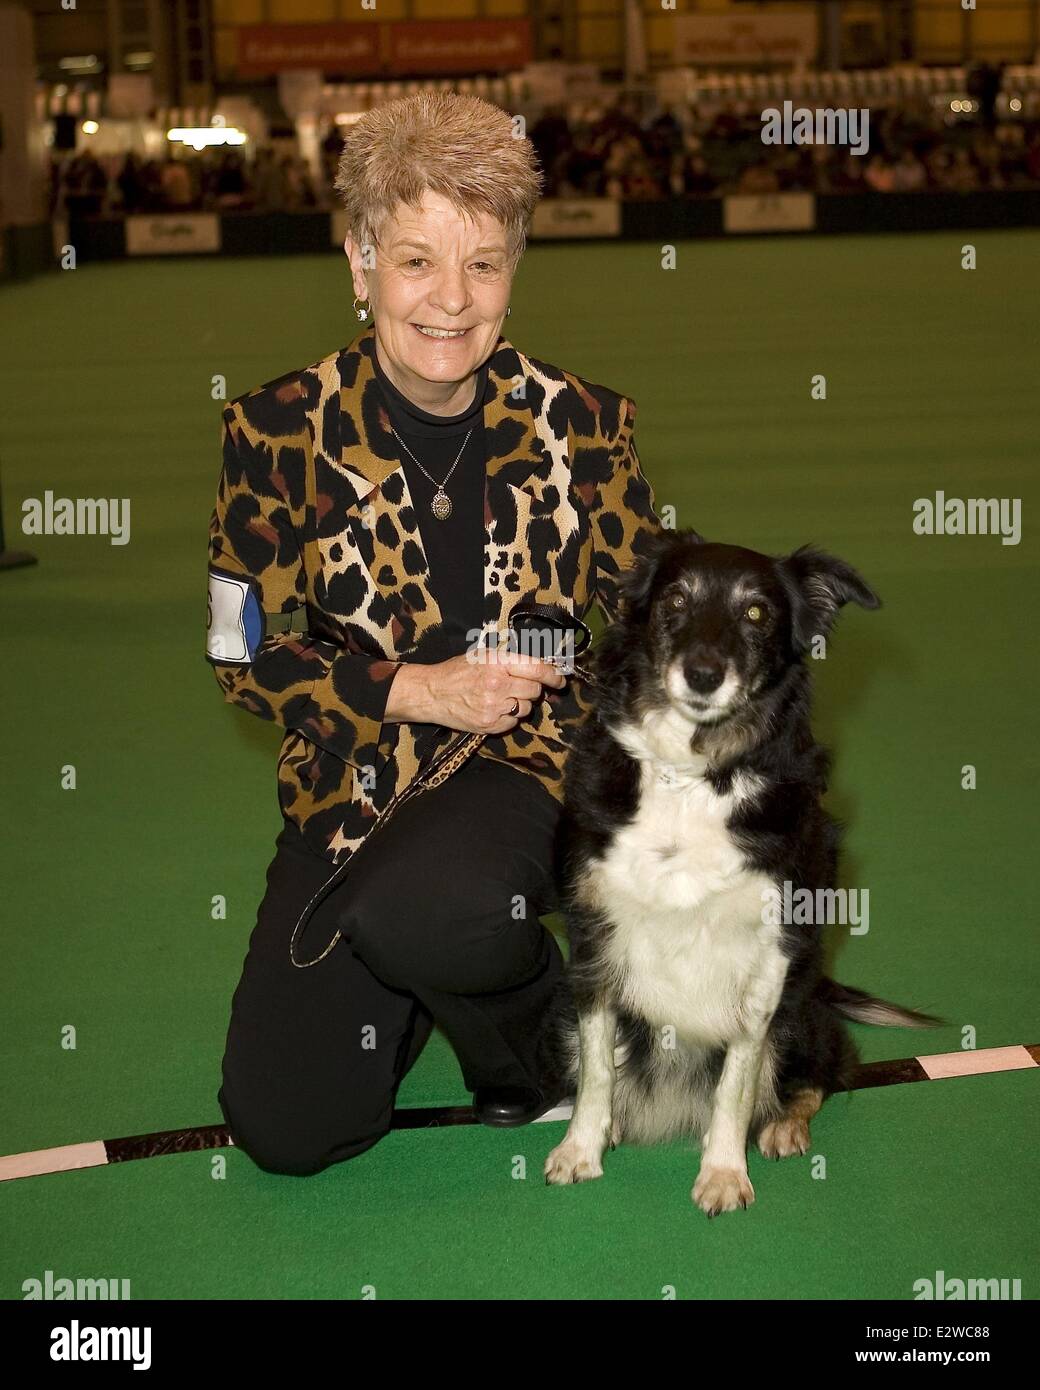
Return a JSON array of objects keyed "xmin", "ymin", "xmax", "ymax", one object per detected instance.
[{"xmin": 217, "ymin": 754, "xmax": 565, "ymax": 1176}]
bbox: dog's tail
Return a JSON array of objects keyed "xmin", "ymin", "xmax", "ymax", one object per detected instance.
[{"xmin": 818, "ymin": 977, "xmax": 944, "ymax": 1029}]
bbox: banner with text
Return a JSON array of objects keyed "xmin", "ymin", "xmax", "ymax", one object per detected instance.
[
  {"xmin": 237, "ymin": 19, "xmax": 531, "ymax": 78},
  {"xmin": 125, "ymin": 214, "xmax": 221, "ymax": 256},
  {"xmin": 674, "ymin": 14, "xmax": 818, "ymax": 66},
  {"xmin": 723, "ymin": 193, "xmax": 816, "ymax": 235},
  {"xmin": 531, "ymin": 199, "xmax": 621, "ymax": 240}
]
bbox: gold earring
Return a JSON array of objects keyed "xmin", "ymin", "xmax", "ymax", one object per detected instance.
[{"xmin": 353, "ymin": 295, "xmax": 371, "ymax": 322}]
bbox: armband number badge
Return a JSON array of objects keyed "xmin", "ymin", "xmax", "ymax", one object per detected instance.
[{"xmin": 206, "ymin": 569, "xmax": 263, "ymax": 665}]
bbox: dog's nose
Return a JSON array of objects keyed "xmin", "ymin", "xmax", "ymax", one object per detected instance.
[{"xmin": 684, "ymin": 657, "xmax": 726, "ymax": 695}]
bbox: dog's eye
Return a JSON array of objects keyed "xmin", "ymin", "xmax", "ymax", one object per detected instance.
[
  {"xmin": 667, "ymin": 591, "xmax": 687, "ymax": 610},
  {"xmin": 745, "ymin": 604, "xmax": 766, "ymax": 623}
]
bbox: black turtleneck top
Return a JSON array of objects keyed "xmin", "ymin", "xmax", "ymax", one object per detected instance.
[{"xmin": 373, "ymin": 350, "xmax": 488, "ymax": 660}]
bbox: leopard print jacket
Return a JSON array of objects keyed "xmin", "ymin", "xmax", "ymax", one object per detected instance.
[{"xmin": 207, "ymin": 324, "xmax": 664, "ymax": 863}]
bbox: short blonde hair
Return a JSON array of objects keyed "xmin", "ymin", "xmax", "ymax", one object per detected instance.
[{"xmin": 334, "ymin": 91, "xmax": 543, "ymax": 264}]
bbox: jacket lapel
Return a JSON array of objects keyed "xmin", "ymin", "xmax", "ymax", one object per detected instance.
[{"xmin": 327, "ymin": 326, "xmax": 561, "ymax": 654}]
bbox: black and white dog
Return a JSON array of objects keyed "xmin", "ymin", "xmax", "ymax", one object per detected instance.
[{"xmin": 540, "ymin": 529, "xmax": 938, "ymax": 1214}]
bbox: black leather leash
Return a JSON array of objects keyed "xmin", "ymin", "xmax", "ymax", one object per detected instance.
[{"xmin": 288, "ymin": 606, "xmax": 597, "ymax": 968}]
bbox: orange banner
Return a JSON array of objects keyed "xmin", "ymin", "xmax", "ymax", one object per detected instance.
[
  {"xmin": 390, "ymin": 20, "xmax": 531, "ymax": 76},
  {"xmin": 236, "ymin": 19, "xmax": 531, "ymax": 78}
]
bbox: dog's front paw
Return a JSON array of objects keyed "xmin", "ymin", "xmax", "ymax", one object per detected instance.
[
  {"xmin": 691, "ymin": 1165, "xmax": 755, "ymax": 1216},
  {"xmin": 757, "ymin": 1115, "xmax": 811, "ymax": 1160},
  {"xmin": 544, "ymin": 1136, "xmax": 607, "ymax": 1185}
]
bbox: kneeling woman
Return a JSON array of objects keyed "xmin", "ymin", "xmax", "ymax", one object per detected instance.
[{"xmin": 206, "ymin": 91, "xmax": 663, "ymax": 1176}]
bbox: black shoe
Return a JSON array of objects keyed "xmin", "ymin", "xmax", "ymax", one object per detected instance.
[{"xmin": 472, "ymin": 1084, "xmax": 564, "ymax": 1128}]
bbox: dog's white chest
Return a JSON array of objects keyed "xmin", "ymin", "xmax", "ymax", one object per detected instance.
[
  {"xmin": 602, "ymin": 762, "xmax": 758, "ymax": 912},
  {"xmin": 583, "ymin": 745, "xmax": 782, "ymax": 1046}
]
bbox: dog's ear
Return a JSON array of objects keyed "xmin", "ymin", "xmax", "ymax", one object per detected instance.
[
  {"xmin": 781, "ymin": 545, "xmax": 881, "ymax": 650},
  {"xmin": 616, "ymin": 527, "xmax": 702, "ymax": 615}
]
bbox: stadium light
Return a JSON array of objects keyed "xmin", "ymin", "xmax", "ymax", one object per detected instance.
[{"xmin": 166, "ymin": 127, "xmax": 248, "ymax": 150}]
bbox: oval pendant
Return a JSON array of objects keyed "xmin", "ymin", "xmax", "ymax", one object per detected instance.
[{"xmin": 431, "ymin": 490, "xmax": 452, "ymax": 520}]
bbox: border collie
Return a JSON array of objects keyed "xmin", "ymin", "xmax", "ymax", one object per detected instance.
[{"xmin": 539, "ymin": 529, "xmax": 939, "ymax": 1215}]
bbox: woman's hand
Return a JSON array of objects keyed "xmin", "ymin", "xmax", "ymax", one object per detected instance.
[{"xmin": 385, "ymin": 649, "xmax": 567, "ymax": 734}]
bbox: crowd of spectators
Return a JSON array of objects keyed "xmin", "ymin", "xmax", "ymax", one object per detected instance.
[
  {"xmin": 51, "ymin": 93, "xmax": 1040, "ymax": 219},
  {"xmin": 529, "ymin": 95, "xmax": 1040, "ymax": 198},
  {"xmin": 52, "ymin": 145, "xmax": 320, "ymax": 219}
]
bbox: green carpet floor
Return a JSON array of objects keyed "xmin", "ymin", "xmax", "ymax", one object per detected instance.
[{"xmin": 1, "ymin": 231, "xmax": 1037, "ymax": 1298}]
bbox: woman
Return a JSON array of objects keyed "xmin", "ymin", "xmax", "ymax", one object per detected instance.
[{"xmin": 206, "ymin": 91, "xmax": 663, "ymax": 1176}]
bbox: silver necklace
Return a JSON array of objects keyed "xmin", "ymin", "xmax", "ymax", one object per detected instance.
[{"xmin": 390, "ymin": 426, "xmax": 472, "ymax": 521}]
